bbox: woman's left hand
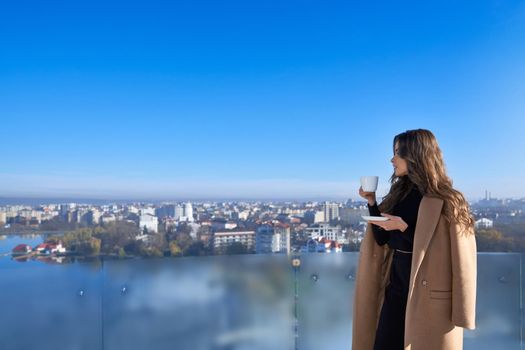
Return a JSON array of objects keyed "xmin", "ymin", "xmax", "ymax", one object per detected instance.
[{"xmin": 370, "ymin": 213, "xmax": 409, "ymax": 232}]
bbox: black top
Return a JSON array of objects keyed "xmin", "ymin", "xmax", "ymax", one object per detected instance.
[{"xmin": 368, "ymin": 182, "xmax": 423, "ymax": 252}]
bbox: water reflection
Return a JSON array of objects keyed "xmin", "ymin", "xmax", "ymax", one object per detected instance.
[
  {"xmin": 0, "ymin": 233, "xmax": 74, "ymax": 266},
  {"xmin": 103, "ymin": 256, "xmax": 295, "ymax": 350}
]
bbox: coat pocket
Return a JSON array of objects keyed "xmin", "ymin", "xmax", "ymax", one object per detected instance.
[{"xmin": 430, "ymin": 290, "xmax": 452, "ymax": 300}]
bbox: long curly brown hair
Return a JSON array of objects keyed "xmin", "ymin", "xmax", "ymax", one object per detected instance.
[{"xmin": 378, "ymin": 129, "xmax": 474, "ymax": 233}]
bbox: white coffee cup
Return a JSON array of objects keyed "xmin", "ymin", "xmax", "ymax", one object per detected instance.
[{"xmin": 360, "ymin": 176, "xmax": 379, "ymax": 192}]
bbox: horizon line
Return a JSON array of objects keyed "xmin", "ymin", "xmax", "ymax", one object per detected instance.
[{"xmin": 0, "ymin": 194, "xmax": 522, "ymax": 205}]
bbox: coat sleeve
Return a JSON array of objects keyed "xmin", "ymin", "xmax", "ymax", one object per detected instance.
[
  {"xmin": 367, "ymin": 203, "xmax": 390, "ymax": 245},
  {"xmin": 450, "ymin": 220, "xmax": 477, "ymax": 329}
]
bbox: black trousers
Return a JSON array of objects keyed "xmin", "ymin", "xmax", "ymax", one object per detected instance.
[{"xmin": 373, "ymin": 251, "xmax": 412, "ymax": 350}]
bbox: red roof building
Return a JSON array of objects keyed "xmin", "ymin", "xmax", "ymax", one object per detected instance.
[{"xmin": 12, "ymin": 244, "xmax": 32, "ymax": 254}]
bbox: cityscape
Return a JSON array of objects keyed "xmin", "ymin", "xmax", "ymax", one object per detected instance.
[
  {"xmin": 2, "ymin": 191, "xmax": 524, "ymax": 264},
  {"xmin": 2, "ymin": 0, "xmax": 525, "ymax": 348}
]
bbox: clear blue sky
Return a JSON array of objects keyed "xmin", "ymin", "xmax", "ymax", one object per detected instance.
[{"xmin": 1, "ymin": 0, "xmax": 524, "ymax": 200}]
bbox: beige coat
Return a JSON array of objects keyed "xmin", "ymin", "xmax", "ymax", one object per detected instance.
[{"xmin": 352, "ymin": 196, "xmax": 477, "ymax": 350}]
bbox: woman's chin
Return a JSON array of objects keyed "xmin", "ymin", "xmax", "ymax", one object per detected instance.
[{"xmin": 395, "ymin": 171, "xmax": 407, "ymax": 177}]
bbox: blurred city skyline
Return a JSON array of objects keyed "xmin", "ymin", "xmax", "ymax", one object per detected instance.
[{"xmin": 1, "ymin": 0, "xmax": 524, "ymax": 200}]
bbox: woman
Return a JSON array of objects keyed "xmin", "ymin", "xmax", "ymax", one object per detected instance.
[{"xmin": 352, "ymin": 129, "xmax": 477, "ymax": 350}]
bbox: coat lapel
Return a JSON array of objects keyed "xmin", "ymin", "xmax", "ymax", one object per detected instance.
[{"xmin": 407, "ymin": 196, "xmax": 444, "ymax": 300}]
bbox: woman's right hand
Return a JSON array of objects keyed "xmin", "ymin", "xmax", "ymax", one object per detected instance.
[{"xmin": 359, "ymin": 186, "xmax": 377, "ymax": 206}]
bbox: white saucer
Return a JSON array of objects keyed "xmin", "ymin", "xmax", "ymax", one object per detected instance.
[{"xmin": 361, "ymin": 215, "xmax": 390, "ymax": 222}]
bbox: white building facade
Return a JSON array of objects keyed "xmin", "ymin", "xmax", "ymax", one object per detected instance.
[
  {"xmin": 305, "ymin": 223, "xmax": 342, "ymax": 241},
  {"xmin": 323, "ymin": 202, "xmax": 340, "ymax": 222},
  {"xmin": 213, "ymin": 231, "xmax": 255, "ymax": 254},
  {"xmin": 475, "ymin": 218, "xmax": 494, "ymax": 229},
  {"xmin": 140, "ymin": 214, "xmax": 159, "ymax": 233}
]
